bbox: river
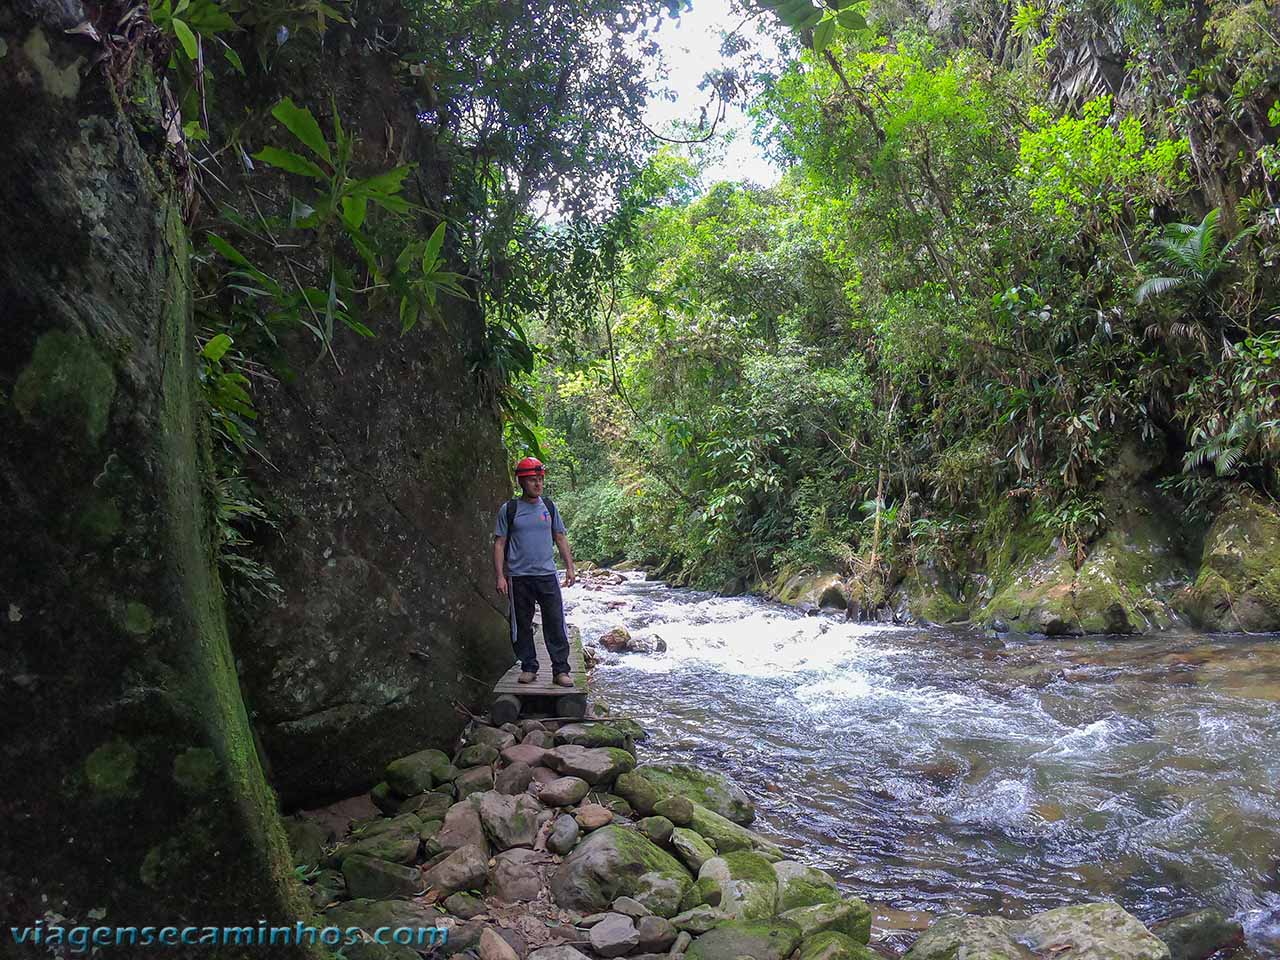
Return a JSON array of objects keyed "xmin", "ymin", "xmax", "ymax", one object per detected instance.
[{"xmin": 561, "ymin": 572, "xmax": 1280, "ymax": 956}]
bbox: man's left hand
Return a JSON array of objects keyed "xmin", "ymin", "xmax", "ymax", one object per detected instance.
[{"xmin": 562, "ymin": 567, "xmax": 576, "ymax": 588}]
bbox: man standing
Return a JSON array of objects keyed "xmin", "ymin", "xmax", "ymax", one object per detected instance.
[{"xmin": 493, "ymin": 457, "xmax": 578, "ymax": 686}]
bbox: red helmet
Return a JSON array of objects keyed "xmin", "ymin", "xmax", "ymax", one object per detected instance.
[{"xmin": 514, "ymin": 456, "xmax": 545, "ymax": 479}]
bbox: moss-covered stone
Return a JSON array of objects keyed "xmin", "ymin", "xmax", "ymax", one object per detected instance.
[
  {"xmin": 1176, "ymin": 493, "xmax": 1280, "ymax": 632},
  {"xmin": 688, "ymin": 802, "xmax": 756, "ymax": 852},
  {"xmin": 550, "ymin": 824, "xmax": 694, "ymax": 917},
  {"xmin": 773, "ymin": 861, "xmax": 840, "ymax": 912},
  {"xmin": 796, "ymin": 931, "xmax": 879, "ymax": 960},
  {"xmin": 173, "ymin": 747, "xmax": 219, "ymax": 794},
  {"xmin": 780, "ymin": 900, "xmax": 872, "ymax": 943},
  {"xmin": 901, "ymin": 916, "xmax": 1024, "ymax": 960},
  {"xmin": 386, "ymin": 748, "xmax": 451, "ymax": 797},
  {"xmin": 84, "ymin": 739, "xmax": 137, "ymax": 797},
  {"xmin": 699, "ymin": 851, "xmax": 779, "ymax": 920},
  {"xmin": 638, "ymin": 764, "xmax": 755, "ymax": 825},
  {"xmin": 12, "ymin": 329, "xmax": 116, "ymax": 446},
  {"xmin": 685, "ymin": 919, "xmax": 803, "ymax": 960}
]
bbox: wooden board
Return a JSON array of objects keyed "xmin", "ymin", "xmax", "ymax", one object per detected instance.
[{"xmin": 492, "ymin": 626, "xmax": 588, "ymax": 696}]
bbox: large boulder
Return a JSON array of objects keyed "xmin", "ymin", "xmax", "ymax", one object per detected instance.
[
  {"xmin": 781, "ymin": 900, "xmax": 872, "ymax": 942},
  {"xmin": 698, "ymin": 851, "xmax": 779, "ymax": 920},
  {"xmin": 540, "ymin": 776, "xmax": 592, "ymax": 807},
  {"xmin": 342, "ymin": 854, "xmax": 424, "ymax": 900},
  {"xmin": 547, "ymin": 745, "xmax": 636, "ymax": 785},
  {"xmin": 905, "ymin": 903, "xmax": 1170, "ymax": 960},
  {"xmin": 797, "ymin": 931, "xmax": 879, "ymax": 960},
  {"xmin": 1176, "ymin": 493, "xmax": 1280, "ymax": 631},
  {"xmin": 672, "ymin": 828, "xmax": 718, "ymax": 873},
  {"xmin": 477, "ymin": 790, "xmax": 553, "ymax": 849},
  {"xmin": 386, "ymin": 749, "xmax": 452, "ymax": 797},
  {"xmin": 423, "ymin": 844, "xmax": 488, "ymax": 895},
  {"xmin": 556, "ymin": 723, "xmax": 632, "ymax": 749},
  {"xmin": 1151, "ymin": 910, "xmax": 1245, "ymax": 960},
  {"xmin": 773, "ymin": 861, "xmax": 840, "ymax": 912},
  {"xmin": 492, "ymin": 848, "xmax": 545, "ymax": 901},
  {"xmin": 550, "ymin": 824, "xmax": 694, "ymax": 917},
  {"xmin": 1012, "ymin": 903, "xmax": 1171, "ymax": 960},
  {"xmin": 637, "ymin": 764, "xmax": 755, "ymax": 825},
  {"xmin": 688, "ymin": 803, "xmax": 778, "ymax": 856},
  {"xmin": 335, "ymin": 815, "xmax": 423, "ymax": 865},
  {"xmin": 685, "ymin": 919, "xmax": 804, "ymax": 960},
  {"xmin": 438, "ymin": 799, "xmax": 491, "ymax": 856}
]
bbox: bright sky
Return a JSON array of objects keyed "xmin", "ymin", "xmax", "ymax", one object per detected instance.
[{"xmin": 643, "ymin": 0, "xmax": 784, "ymax": 186}]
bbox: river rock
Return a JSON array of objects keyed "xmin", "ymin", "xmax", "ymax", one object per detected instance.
[
  {"xmin": 325, "ymin": 898, "xmax": 444, "ymax": 933},
  {"xmin": 495, "ymin": 761, "xmax": 535, "ymax": 796},
  {"xmin": 638, "ymin": 915, "xmax": 678, "ymax": 951},
  {"xmin": 457, "ymin": 765, "xmax": 496, "ymax": 799},
  {"xmin": 698, "ymin": 851, "xmax": 779, "ymax": 920},
  {"xmin": 478, "ymin": 790, "xmax": 552, "ymax": 849},
  {"xmin": 591, "ymin": 913, "xmax": 642, "ymax": 958},
  {"xmin": 557, "ymin": 722, "xmax": 631, "ymax": 749},
  {"xmin": 1011, "ymin": 902, "xmax": 1171, "ymax": 960},
  {"xmin": 671, "ymin": 930, "xmax": 693, "ymax": 955},
  {"xmin": 343, "ymin": 854, "xmax": 424, "ymax": 899},
  {"xmin": 480, "ymin": 927, "xmax": 520, "ymax": 960},
  {"xmin": 1152, "ymin": 909, "xmax": 1245, "ymax": 960},
  {"xmin": 547, "ymin": 745, "xmax": 636, "ymax": 784},
  {"xmin": 685, "ymin": 919, "xmax": 803, "ymax": 960},
  {"xmin": 285, "ymin": 817, "xmax": 330, "ymax": 868},
  {"xmin": 309, "ymin": 868, "xmax": 347, "ymax": 908},
  {"xmin": 420, "ymin": 820, "xmax": 444, "ymax": 858},
  {"xmin": 654, "ymin": 796, "xmax": 695, "ymax": 826},
  {"xmin": 521, "ymin": 719, "xmax": 548, "ymax": 734},
  {"xmin": 796, "ymin": 931, "xmax": 878, "ymax": 960},
  {"xmin": 336, "ymin": 815, "xmax": 422, "ymax": 865},
  {"xmin": 399, "ymin": 791, "xmax": 454, "ymax": 821},
  {"xmin": 550, "ymin": 824, "xmax": 694, "ymax": 917},
  {"xmin": 638, "ymin": 765, "xmax": 755, "ymax": 825},
  {"xmin": 600, "ymin": 793, "xmax": 637, "ymax": 818},
  {"xmin": 423, "ymin": 843, "xmax": 488, "ymax": 894},
  {"xmin": 540, "ymin": 776, "xmax": 592, "ymax": 807},
  {"xmin": 600, "ymin": 627, "xmax": 632, "ymax": 651},
  {"xmin": 671, "ymin": 906, "xmax": 733, "ymax": 934},
  {"xmin": 548, "ymin": 813, "xmax": 580, "ymax": 854},
  {"xmin": 638, "ymin": 816, "xmax": 675, "ymax": 845},
  {"xmin": 444, "ymin": 891, "xmax": 487, "ymax": 919},
  {"xmin": 671, "ymin": 828, "xmax": 717, "ymax": 873},
  {"xmin": 503, "ymin": 743, "xmax": 554, "ymax": 768},
  {"xmin": 773, "ymin": 861, "xmax": 840, "ymax": 911},
  {"xmin": 902, "ymin": 916, "xmax": 1019, "ymax": 960},
  {"xmin": 524, "ymin": 729, "xmax": 555, "ymax": 748},
  {"xmin": 492, "ymin": 847, "xmax": 545, "ymax": 901},
  {"xmin": 529, "ymin": 947, "xmax": 593, "ymax": 960},
  {"xmin": 386, "ymin": 749, "xmax": 451, "ymax": 797},
  {"xmin": 438, "ymin": 800, "xmax": 491, "ymax": 857},
  {"xmin": 615, "ymin": 771, "xmax": 662, "ymax": 815},
  {"xmin": 371, "ymin": 782, "xmax": 400, "ymax": 815},
  {"xmin": 781, "ymin": 900, "xmax": 872, "ymax": 942},
  {"xmin": 458, "ymin": 744, "xmax": 501, "ymax": 768},
  {"xmin": 614, "ymin": 896, "xmax": 653, "ymax": 918},
  {"xmin": 467, "ymin": 726, "xmax": 518, "ymax": 752},
  {"xmin": 688, "ymin": 803, "xmax": 753, "ymax": 852},
  {"xmin": 576, "ymin": 803, "xmax": 615, "ymax": 830}
]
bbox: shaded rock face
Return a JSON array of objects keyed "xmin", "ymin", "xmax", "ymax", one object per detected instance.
[
  {"xmin": 979, "ymin": 493, "xmax": 1190, "ymax": 636},
  {"xmin": 1176, "ymin": 493, "xmax": 1280, "ymax": 632},
  {"xmin": 219, "ymin": 23, "xmax": 512, "ymax": 807},
  {"xmin": 0, "ymin": 8, "xmax": 305, "ymax": 941},
  {"xmin": 550, "ymin": 825, "xmax": 693, "ymax": 917}
]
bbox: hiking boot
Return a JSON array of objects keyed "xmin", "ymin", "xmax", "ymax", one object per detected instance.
[
  {"xmin": 518, "ymin": 671, "xmax": 537, "ymax": 684},
  {"xmin": 553, "ymin": 673, "xmax": 574, "ymax": 688}
]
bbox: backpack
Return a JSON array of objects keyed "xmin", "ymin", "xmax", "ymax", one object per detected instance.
[{"xmin": 503, "ymin": 496, "xmax": 558, "ymax": 573}]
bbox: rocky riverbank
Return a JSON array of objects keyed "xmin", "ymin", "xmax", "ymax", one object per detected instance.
[
  {"xmin": 283, "ymin": 687, "xmax": 1246, "ymax": 960},
  {"xmin": 759, "ymin": 490, "xmax": 1280, "ymax": 637}
]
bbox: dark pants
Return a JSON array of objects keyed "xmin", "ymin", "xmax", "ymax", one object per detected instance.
[{"xmin": 508, "ymin": 574, "xmax": 571, "ymax": 674}]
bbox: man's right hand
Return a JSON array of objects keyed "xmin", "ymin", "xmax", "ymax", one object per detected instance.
[{"xmin": 496, "ymin": 576, "xmax": 508, "ymax": 596}]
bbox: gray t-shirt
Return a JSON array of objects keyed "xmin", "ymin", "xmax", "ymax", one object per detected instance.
[{"xmin": 494, "ymin": 497, "xmax": 565, "ymax": 577}]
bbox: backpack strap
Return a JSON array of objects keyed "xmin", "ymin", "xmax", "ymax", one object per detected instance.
[
  {"xmin": 502, "ymin": 498, "xmax": 519, "ymax": 572},
  {"xmin": 543, "ymin": 497, "xmax": 558, "ymax": 540}
]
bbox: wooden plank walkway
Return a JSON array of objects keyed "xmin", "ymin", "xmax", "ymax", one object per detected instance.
[{"xmin": 492, "ymin": 626, "xmax": 588, "ymax": 695}]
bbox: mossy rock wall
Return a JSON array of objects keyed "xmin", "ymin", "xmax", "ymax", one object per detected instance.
[
  {"xmin": 1175, "ymin": 492, "xmax": 1280, "ymax": 632},
  {"xmin": 217, "ymin": 16, "xmax": 511, "ymax": 806},
  {"xmin": 0, "ymin": 7, "xmax": 311, "ymax": 951}
]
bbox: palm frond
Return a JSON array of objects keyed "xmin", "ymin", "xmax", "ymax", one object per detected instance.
[{"xmin": 1135, "ymin": 275, "xmax": 1182, "ymax": 303}]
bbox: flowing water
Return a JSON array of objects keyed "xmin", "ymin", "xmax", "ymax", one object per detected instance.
[{"xmin": 561, "ymin": 573, "xmax": 1280, "ymax": 955}]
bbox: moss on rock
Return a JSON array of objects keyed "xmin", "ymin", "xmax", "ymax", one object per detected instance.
[{"xmin": 1176, "ymin": 493, "xmax": 1280, "ymax": 631}]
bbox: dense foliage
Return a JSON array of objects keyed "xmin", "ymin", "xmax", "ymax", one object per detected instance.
[{"xmin": 528, "ymin": 0, "xmax": 1280, "ymax": 594}]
